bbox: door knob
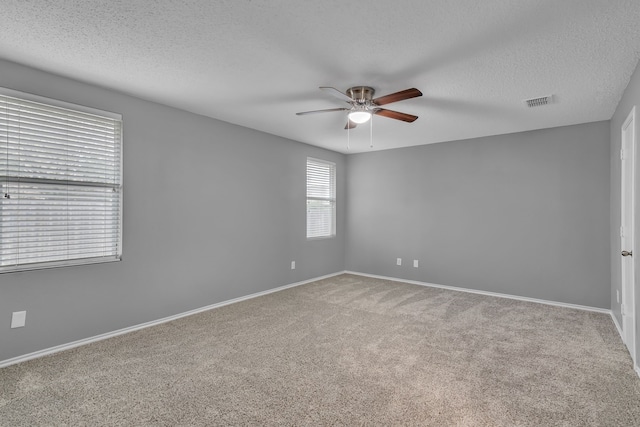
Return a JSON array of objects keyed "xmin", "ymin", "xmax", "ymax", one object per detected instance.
[{"xmin": 621, "ymin": 250, "xmax": 633, "ymax": 257}]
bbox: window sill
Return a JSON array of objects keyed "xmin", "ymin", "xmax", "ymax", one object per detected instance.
[
  {"xmin": 306, "ymin": 235, "xmax": 336, "ymax": 241},
  {"xmin": 0, "ymin": 256, "xmax": 121, "ymax": 274}
]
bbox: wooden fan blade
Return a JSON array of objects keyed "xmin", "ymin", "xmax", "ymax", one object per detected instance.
[
  {"xmin": 320, "ymin": 87, "xmax": 354, "ymax": 103},
  {"xmin": 296, "ymin": 107, "xmax": 349, "ymax": 116},
  {"xmin": 374, "ymin": 108, "xmax": 418, "ymax": 122},
  {"xmin": 373, "ymin": 88, "xmax": 422, "ymax": 106},
  {"xmin": 344, "ymin": 119, "xmax": 358, "ymax": 129}
]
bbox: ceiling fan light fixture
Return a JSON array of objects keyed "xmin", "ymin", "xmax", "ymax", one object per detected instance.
[{"xmin": 348, "ymin": 110, "xmax": 372, "ymax": 124}]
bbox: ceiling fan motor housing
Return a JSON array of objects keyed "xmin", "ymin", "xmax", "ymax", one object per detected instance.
[{"xmin": 347, "ymin": 86, "xmax": 375, "ymax": 103}]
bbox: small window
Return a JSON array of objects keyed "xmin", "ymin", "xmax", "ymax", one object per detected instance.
[
  {"xmin": 307, "ymin": 157, "xmax": 336, "ymax": 239},
  {"xmin": 0, "ymin": 88, "xmax": 123, "ymax": 273}
]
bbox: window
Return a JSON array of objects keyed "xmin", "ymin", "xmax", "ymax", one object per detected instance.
[
  {"xmin": 0, "ymin": 88, "xmax": 122, "ymax": 273},
  {"xmin": 307, "ymin": 157, "xmax": 336, "ymax": 238}
]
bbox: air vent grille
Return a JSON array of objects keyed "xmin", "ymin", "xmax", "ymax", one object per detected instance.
[{"xmin": 525, "ymin": 95, "xmax": 553, "ymax": 108}]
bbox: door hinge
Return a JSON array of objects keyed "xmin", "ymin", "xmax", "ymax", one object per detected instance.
[
  {"xmin": 621, "ymin": 226, "xmax": 624, "ymax": 238},
  {"xmin": 622, "ymin": 304, "xmax": 626, "ymax": 316},
  {"xmin": 621, "ymin": 149, "xmax": 625, "ymax": 160}
]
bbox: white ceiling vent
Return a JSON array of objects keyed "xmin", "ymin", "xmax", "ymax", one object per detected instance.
[{"xmin": 524, "ymin": 95, "xmax": 553, "ymax": 108}]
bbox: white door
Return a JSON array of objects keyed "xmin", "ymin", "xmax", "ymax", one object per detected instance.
[{"xmin": 621, "ymin": 107, "xmax": 636, "ymax": 362}]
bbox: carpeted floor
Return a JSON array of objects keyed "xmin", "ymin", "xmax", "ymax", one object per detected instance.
[{"xmin": 1, "ymin": 274, "xmax": 640, "ymax": 426}]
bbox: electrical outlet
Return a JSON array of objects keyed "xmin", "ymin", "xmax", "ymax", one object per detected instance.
[
  {"xmin": 396, "ymin": 258, "xmax": 402, "ymax": 266},
  {"xmin": 11, "ymin": 311, "xmax": 26, "ymax": 328},
  {"xmin": 413, "ymin": 260, "xmax": 419, "ymax": 268},
  {"xmin": 291, "ymin": 261, "xmax": 296, "ymax": 270},
  {"xmin": 617, "ymin": 290, "xmax": 620, "ymax": 304}
]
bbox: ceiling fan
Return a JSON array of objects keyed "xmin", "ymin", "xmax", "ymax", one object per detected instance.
[{"xmin": 296, "ymin": 86, "xmax": 422, "ymax": 129}]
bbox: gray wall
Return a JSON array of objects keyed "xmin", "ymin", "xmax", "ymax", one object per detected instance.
[
  {"xmin": 610, "ymin": 58, "xmax": 640, "ymax": 364},
  {"xmin": 346, "ymin": 122, "xmax": 610, "ymax": 308},
  {"xmin": 0, "ymin": 59, "xmax": 345, "ymax": 362}
]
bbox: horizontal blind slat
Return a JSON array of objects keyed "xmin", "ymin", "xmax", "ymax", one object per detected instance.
[{"xmin": 1, "ymin": 98, "xmax": 119, "ymax": 127}]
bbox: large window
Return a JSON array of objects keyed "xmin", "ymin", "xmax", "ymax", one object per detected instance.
[
  {"xmin": 0, "ymin": 88, "xmax": 122, "ymax": 273},
  {"xmin": 306, "ymin": 157, "xmax": 336, "ymax": 238}
]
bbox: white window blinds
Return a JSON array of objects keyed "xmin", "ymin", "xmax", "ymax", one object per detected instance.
[
  {"xmin": 307, "ymin": 157, "xmax": 336, "ymax": 238},
  {"xmin": 0, "ymin": 89, "xmax": 122, "ymax": 272}
]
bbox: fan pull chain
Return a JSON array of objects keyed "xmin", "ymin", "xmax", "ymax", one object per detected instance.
[
  {"xmin": 369, "ymin": 113, "xmax": 373, "ymax": 149},
  {"xmin": 347, "ymin": 119, "xmax": 350, "ymax": 151}
]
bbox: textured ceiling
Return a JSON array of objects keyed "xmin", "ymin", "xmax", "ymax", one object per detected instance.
[{"xmin": 1, "ymin": 0, "xmax": 640, "ymax": 153}]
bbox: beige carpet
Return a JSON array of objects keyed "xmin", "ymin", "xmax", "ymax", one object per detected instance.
[{"xmin": 1, "ymin": 274, "xmax": 640, "ymax": 426}]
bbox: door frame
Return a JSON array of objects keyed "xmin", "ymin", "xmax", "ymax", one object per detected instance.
[{"xmin": 621, "ymin": 106, "xmax": 636, "ymax": 365}]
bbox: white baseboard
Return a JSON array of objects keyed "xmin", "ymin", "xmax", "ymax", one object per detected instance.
[
  {"xmin": 611, "ymin": 312, "xmax": 640, "ymax": 380},
  {"xmin": 345, "ymin": 271, "xmax": 611, "ymax": 314},
  {"xmin": 0, "ymin": 271, "xmax": 346, "ymax": 369},
  {"xmin": 611, "ymin": 311, "xmax": 624, "ymax": 338}
]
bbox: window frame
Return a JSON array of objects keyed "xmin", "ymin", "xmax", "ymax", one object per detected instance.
[
  {"xmin": 0, "ymin": 87, "xmax": 123, "ymax": 273},
  {"xmin": 306, "ymin": 157, "xmax": 336, "ymax": 240}
]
